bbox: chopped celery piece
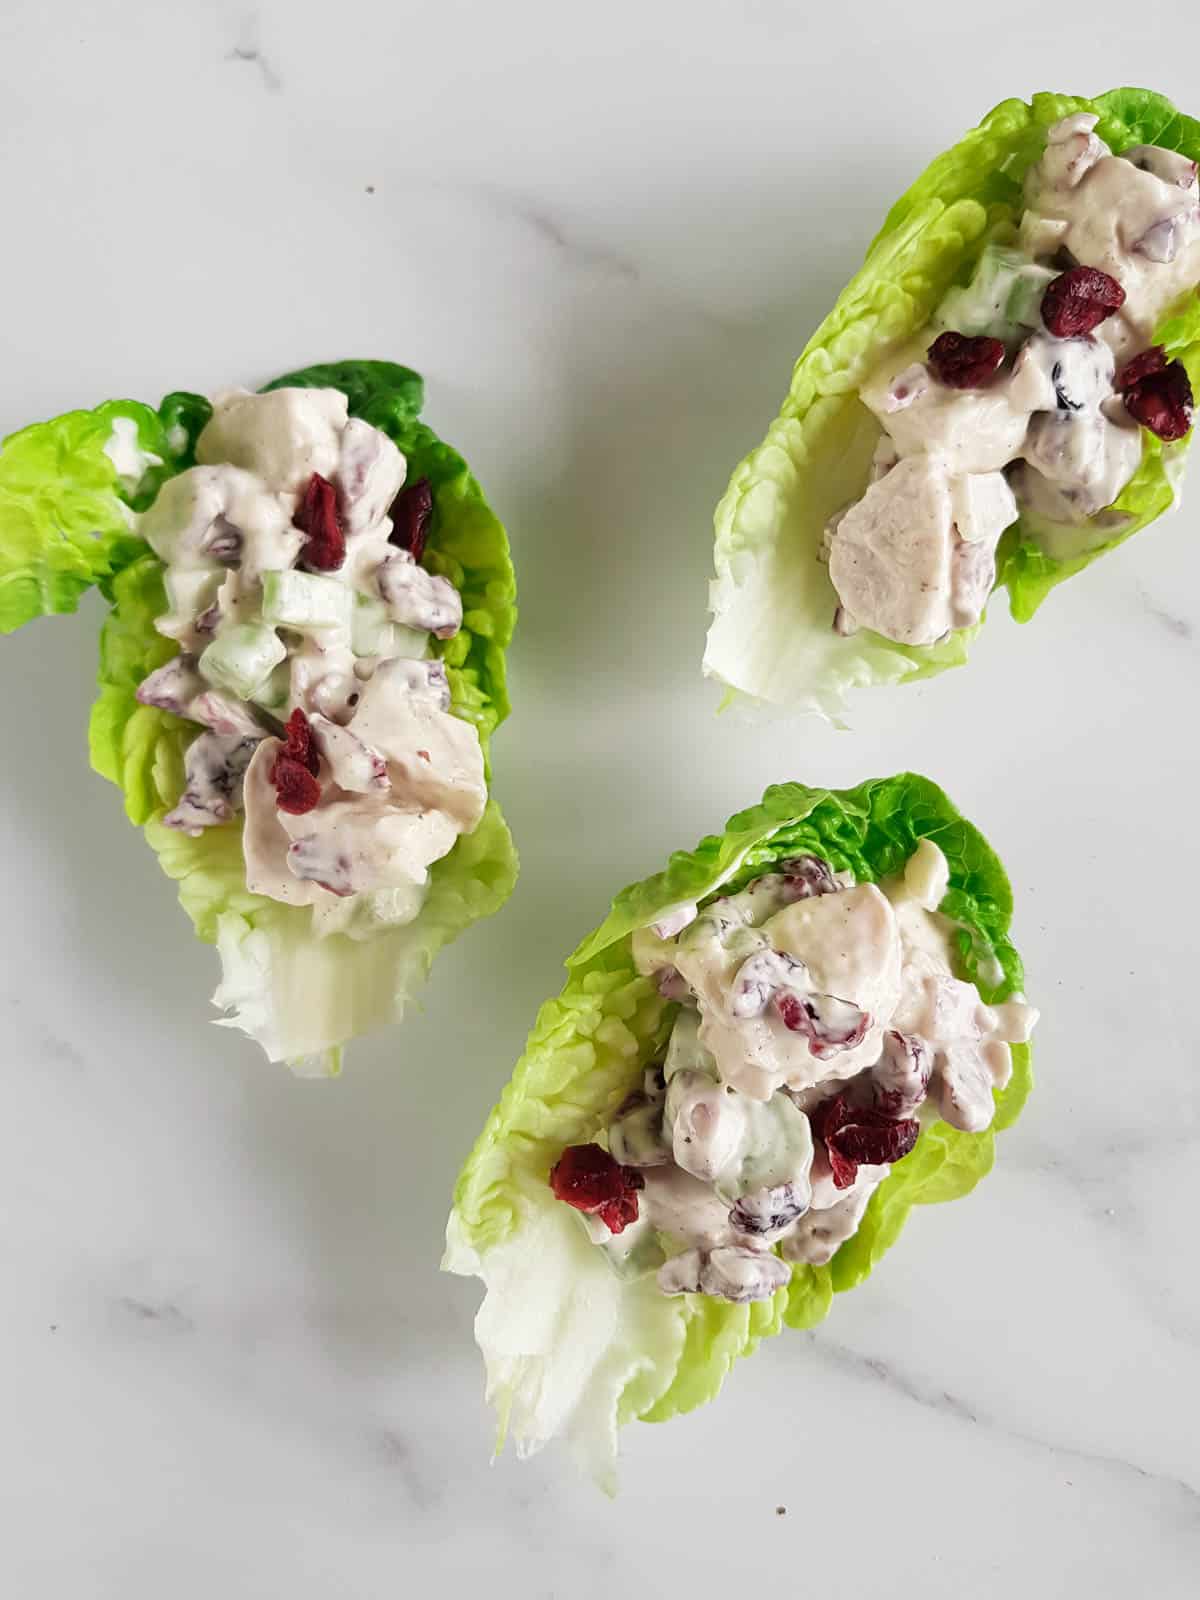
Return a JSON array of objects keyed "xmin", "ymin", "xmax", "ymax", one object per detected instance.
[
  {"xmin": 663, "ymin": 1009, "xmax": 713, "ymax": 1081},
  {"xmin": 351, "ymin": 592, "xmax": 391, "ymax": 656},
  {"xmin": 163, "ymin": 567, "xmax": 222, "ymax": 625},
  {"xmin": 252, "ymin": 660, "xmax": 292, "ymax": 713},
  {"xmin": 392, "ymin": 624, "xmax": 430, "ymax": 659},
  {"xmin": 1007, "ymin": 263, "xmax": 1057, "ymax": 329},
  {"xmin": 352, "ymin": 591, "xmax": 428, "ymax": 658},
  {"xmin": 199, "ymin": 622, "xmax": 286, "ymax": 699},
  {"xmin": 936, "ymin": 246, "xmax": 1055, "ymax": 341},
  {"xmin": 262, "ymin": 568, "xmax": 352, "ymax": 632}
]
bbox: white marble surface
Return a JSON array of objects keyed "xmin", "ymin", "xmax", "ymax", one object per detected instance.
[{"xmin": 1, "ymin": 1, "xmax": 1198, "ymax": 1593}]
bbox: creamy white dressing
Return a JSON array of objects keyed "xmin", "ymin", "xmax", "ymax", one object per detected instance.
[
  {"xmin": 569, "ymin": 841, "xmax": 1038, "ymax": 1303},
  {"xmin": 827, "ymin": 116, "xmax": 1200, "ymax": 646},
  {"xmin": 104, "ymin": 416, "xmax": 162, "ymax": 492},
  {"xmin": 134, "ymin": 386, "xmax": 485, "ymax": 942},
  {"xmin": 827, "ymin": 456, "xmax": 1013, "ymax": 646}
]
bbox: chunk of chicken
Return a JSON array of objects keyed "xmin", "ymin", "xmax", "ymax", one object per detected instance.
[
  {"xmin": 376, "ymin": 549, "xmax": 463, "ymax": 638},
  {"xmin": 657, "ymin": 1246, "xmax": 790, "ymax": 1303},
  {"xmin": 336, "ymin": 417, "xmax": 408, "ymax": 538},
  {"xmin": 348, "ymin": 657, "xmax": 486, "ymax": 830},
  {"xmin": 895, "ymin": 972, "xmax": 1038, "ymax": 1134},
  {"xmin": 860, "ymin": 351, "xmax": 1031, "ymax": 473},
  {"xmin": 139, "ymin": 464, "xmax": 303, "ymax": 595},
  {"xmin": 1015, "ymin": 410, "xmax": 1144, "ymax": 522},
  {"xmin": 781, "ymin": 1177, "xmax": 881, "ymax": 1267},
  {"xmin": 240, "ymin": 740, "xmax": 323, "ymax": 910},
  {"xmin": 136, "ymin": 656, "xmax": 266, "ymax": 738},
  {"xmin": 279, "ymin": 800, "xmax": 458, "ymax": 897},
  {"xmin": 196, "ymin": 387, "xmax": 348, "ymax": 494},
  {"xmin": 828, "ymin": 457, "xmax": 1015, "ymax": 645},
  {"xmin": 683, "ymin": 885, "xmax": 901, "ymax": 1100},
  {"xmin": 308, "ymin": 713, "xmax": 389, "ymax": 795},
  {"xmin": 163, "ymin": 732, "xmax": 260, "ymax": 835}
]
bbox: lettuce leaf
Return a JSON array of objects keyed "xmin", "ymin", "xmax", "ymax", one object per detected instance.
[
  {"xmin": 0, "ymin": 393, "xmax": 209, "ymax": 633},
  {"xmin": 705, "ymin": 87, "xmax": 1200, "ymax": 716},
  {"xmin": 9, "ymin": 360, "xmax": 518, "ymax": 1070},
  {"xmin": 445, "ymin": 775, "xmax": 1032, "ymax": 1486}
]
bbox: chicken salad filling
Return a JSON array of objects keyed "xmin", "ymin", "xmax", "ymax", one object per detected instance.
[
  {"xmin": 133, "ymin": 385, "xmax": 485, "ymax": 943},
  {"xmin": 826, "ymin": 114, "xmax": 1199, "ymax": 647},
  {"xmin": 548, "ymin": 840, "xmax": 1036, "ymax": 1303}
]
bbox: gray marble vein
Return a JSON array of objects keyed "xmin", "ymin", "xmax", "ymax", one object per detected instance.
[
  {"xmin": 375, "ymin": 1428, "xmax": 441, "ymax": 1511},
  {"xmin": 114, "ymin": 1296, "xmax": 194, "ymax": 1333},
  {"xmin": 808, "ymin": 1330, "xmax": 1200, "ymax": 1517},
  {"xmin": 226, "ymin": 13, "xmax": 282, "ymax": 93},
  {"xmin": 471, "ymin": 184, "xmax": 641, "ymax": 283},
  {"xmin": 1136, "ymin": 582, "xmax": 1196, "ymax": 640}
]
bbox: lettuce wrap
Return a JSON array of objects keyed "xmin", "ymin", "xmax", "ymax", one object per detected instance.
[
  {"xmin": 0, "ymin": 360, "xmax": 517, "ymax": 1073},
  {"xmin": 705, "ymin": 87, "xmax": 1200, "ymax": 718},
  {"xmin": 445, "ymin": 775, "xmax": 1032, "ymax": 1489}
]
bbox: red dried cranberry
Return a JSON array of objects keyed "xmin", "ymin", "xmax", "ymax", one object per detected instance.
[
  {"xmin": 598, "ymin": 1190, "xmax": 641, "ymax": 1233},
  {"xmin": 1040, "ymin": 266, "xmax": 1125, "ymax": 337},
  {"xmin": 549, "ymin": 1143, "xmax": 644, "ymax": 1235},
  {"xmin": 282, "ymin": 707, "xmax": 320, "ymax": 776},
  {"xmin": 1121, "ymin": 358, "xmax": 1194, "ymax": 442},
  {"xmin": 835, "ymin": 1112, "xmax": 919, "ymax": 1173},
  {"xmin": 775, "ymin": 990, "xmax": 869, "ymax": 1059},
  {"xmin": 926, "ymin": 331, "xmax": 1006, "ymax": 389},
  {"xmin": 777, "ymin": 855, "xmax": 839, "ymax": 898},
  {"xmin": 271, "ymin": 754, "xmax": 321, "ymax": 815},
  {"xmin": 295, "ymin": 473, "xmax": 346, "ymax": 571},
  {"xmin": 388, "ymin": 476, "xmax": 434, "ymax": 563},
  {"xmin": 812, "ymin": 1094, "xmax": 919, "ymax": 1190},
  {"xmin": 1114, "ymin": 345, "xmax": 1167, "ymax": 393}
]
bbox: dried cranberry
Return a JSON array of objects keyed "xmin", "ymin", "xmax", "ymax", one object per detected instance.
[
  {"xmin": 777, "ymin": 855, "xmax": 839, "ymax": 898},
  {"xmin": 926, "ymin": 332, "xmax": 1006, "ymax": 389},
  {"xmin": 549, "ymin": 1143, "xmax": 644, "ymax": 1235},
  {"xmin": 812, "ymin": 1094, "xmax": 919, "ymax": 1190},
  {"xmin": 1121, "ymin": 358, "xmax": 1194, "ymax": 442},
  {"xmin": 388, "ymin": 477, "xmax": 434, "ymax": 563},
  {"xmin": 1114, "ymin": 345, "xmax": 1167, "ymax": 392},
  {"xmin": 295, "ymin": 473, "xmax": 346, "ymax": 571},
  {"xmin": 281, "ymin": 708, "xmax": 320, "ymax": 776},
  {"xmin": 1040, "ymin": 266, "xmax": 1125, "ymax": 337},
  {"xmin": 729, "ymin": 1182, "xmax": 809, "ymax": 1237},
  {"xmin": 775, "ymin": 990, "xmax": 869, "ymax": 1059},
  {"xmin": 271, "ymin": 754, "xmax": 321, "ymax": 815}
]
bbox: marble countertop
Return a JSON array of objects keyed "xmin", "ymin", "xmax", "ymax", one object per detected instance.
[{"xmin": 1, "ymin": 2, "xmax": 1197, "ymax": 1594}]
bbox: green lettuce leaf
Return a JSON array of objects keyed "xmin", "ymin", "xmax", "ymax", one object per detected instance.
[
  {"xmin": 445, "ymin": 775, "xmax": 1032, "ymax": 1486},
  {"xmin": 0, "ymin": 393, "xmax": 209, "ymax": 633},
  {"xmin": 10, "ymin": 360, "xmax": 517, "ymax": 1070},
  {"xmin": 705, "ymin": 87, "xmax": 1200, "ymax": 716}
]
